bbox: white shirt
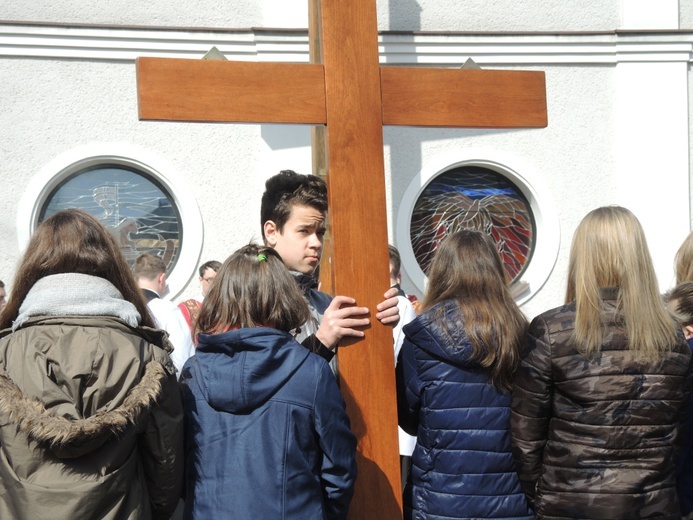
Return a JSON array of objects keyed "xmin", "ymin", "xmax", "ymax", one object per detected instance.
[
  {"xmin": 147, "ymin": 297, "xmax": 196, "ymax": 379},
  {"xmin": 393, "ymin": 294, "xmax": 418, "ymax": 456}
]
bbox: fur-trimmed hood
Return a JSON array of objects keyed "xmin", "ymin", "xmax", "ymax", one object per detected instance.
[
  {"xmin": 0, "ymin": 359, "xmax": 166, "ymax": 458},
  {"xmin": 0, "ymin": 314, "xmax": 175, "ymax": 459}
]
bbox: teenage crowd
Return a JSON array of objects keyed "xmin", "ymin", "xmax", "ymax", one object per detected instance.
[{"xmin": 0, "ymin": 170, "xmax": 692, "ymax": 520}]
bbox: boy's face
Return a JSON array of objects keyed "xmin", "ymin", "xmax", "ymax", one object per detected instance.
[
  {"xmin": 264, "ymin": 204, "xmax": 326, "ymax": 275},
  {"xmin": 199, "ymin": 267, "xmax": 217, "ymax": 297}
]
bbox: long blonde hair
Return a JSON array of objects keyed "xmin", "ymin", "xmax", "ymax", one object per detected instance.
[
  {"xmin": 675, "ymin": 231, "xmax": 693, "ymax": 284},
  {"xmin": 422, "ymin": 230, "xmax": 528, "ymax": 391},
  {"xmin": 566, "ymin": 206, "xmax": 677, "ymax": 359}
]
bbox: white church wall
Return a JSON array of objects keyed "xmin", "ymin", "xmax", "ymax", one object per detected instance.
[
  {"xmin": 616, "ymin": 0, "xmax": 691, "ymax": 292},
  {"xmin": 622, "ymin": 0, "xmax": 679, "ymax": 30},
  {"xmin": 614, "ymin": 60, "xmax": 690, "ymax": 293},
  {"xmin": 4, "ymin": 0, "xmax": 622, "ymax": 33},
  {"xmin": 682, "ymin": 2, "xmax": 693, "ymax": 30},
  {"xmin": 2, "ymin": 0, "xmax": 264, "ymax": 28},
  {"xmin": 377, "ymin": 0, "xmax": 619, "ymax": 32},
  {"xmin": 0, "ymin": 57, "xmax": 264, "ymax": 300}
]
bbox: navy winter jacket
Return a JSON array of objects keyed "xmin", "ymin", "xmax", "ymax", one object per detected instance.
[
  {"xmin": 180, "ymin": 327, "xmax": 357, "ymax": 519},
  {"xmin": 399, "ymin": 300, "xmax": 534, "ymax": 520}
]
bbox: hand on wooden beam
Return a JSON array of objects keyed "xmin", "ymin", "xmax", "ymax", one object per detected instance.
[
  {"xmin": 315, "ymin": 289, "xmax": 401, "ymax": 349},
  {"xmin": 316, "ymin": 296, "xmax": 370, "ymax": 349},
  {"xmin": 375, "ymin": 287, "xmax": 400, "ymax": 325}
]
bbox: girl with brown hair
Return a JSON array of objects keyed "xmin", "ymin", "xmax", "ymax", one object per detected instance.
[
  {"xmin": 180, "ymin": 244, "xmax": 357, "ymax": 519},
  {"xmin": 0, "ymin": 209, "xmax": 183, "ymax": 520},
  {"xmin": 398, "ymin": 229, "xmax": 533, "ymax": 519}
]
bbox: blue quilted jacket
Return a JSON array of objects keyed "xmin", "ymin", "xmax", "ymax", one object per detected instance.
[{"xmin": 399, "ymin": 300, "xmax": 534, "ymax": 520}]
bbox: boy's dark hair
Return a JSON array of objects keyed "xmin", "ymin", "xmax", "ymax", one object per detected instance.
[
  {"xmin": 0, "ymin": 280, "xmax": 4, "ymax": 289},
  {"xmin": 388, "ymin": 245, "xmax": 401, "ymax": 279},
  {"xmin": 133, "ymin": 253, "xmax": 167, "ymax": 280},
  {"xmin": 198, "ymin": 260, "xmax": 221, "ymax": 278},
  {"xmin": 260, "ymin": 170, "xmax": 328, "ymax": 241},
  {"xmin": 665, "ymin": 281, "xmax": 693, "ymax": 327},
  {"xmin": 195, "ymin": 244, "xmax": 311, "ymax": 335}
]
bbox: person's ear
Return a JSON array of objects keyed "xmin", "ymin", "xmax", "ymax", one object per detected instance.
[
  {"xmin": 684, "ymin": 324, "xmax": 693, "ymax": 340},
  {"xmin": 157, "ymin": 272, "xmax": 166, "ymax": 287},
  {"xmin": 264, "ymin": 220, "xmax": 279, "ymax": 247}
]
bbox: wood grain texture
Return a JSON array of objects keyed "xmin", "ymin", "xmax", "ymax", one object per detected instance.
[
  {"xmin": 320, "ymin": 0, "xmax": 404, "ymax": 518},
  {"xmin": 137, "ymin": 58, "xmax": 327, "ymax": 124},
  {"xmin": 381, "ymin": 67, "xmax": 547, "ymax": 128}
]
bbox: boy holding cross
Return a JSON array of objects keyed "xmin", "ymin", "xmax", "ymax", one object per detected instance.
[{"xmin": 261, "ymin": 170, "xmax": 399, "ymax": 361}]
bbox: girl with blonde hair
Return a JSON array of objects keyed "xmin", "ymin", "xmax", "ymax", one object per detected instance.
[
  {"xmin": 511, "ymin": 206, "xmax": 692, "ymax": 518},
  {"xmin": 675, "ymin": 231, "xmax": 693, "ymax": 284},
  {"xmin": 398, "ymin": 229, "xmax": 533, "ymax": 519}
]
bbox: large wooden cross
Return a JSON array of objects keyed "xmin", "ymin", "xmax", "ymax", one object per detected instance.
[{"xmin": 136, "ymin": 1, "xmax": 547, "ymax": 517}]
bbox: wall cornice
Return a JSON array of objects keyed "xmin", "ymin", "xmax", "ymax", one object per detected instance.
[{"xmin": 1, "ymin": 22, "xmax": 693, "ymax": 65}]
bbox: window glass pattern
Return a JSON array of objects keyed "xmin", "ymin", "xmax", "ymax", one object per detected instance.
[
  {"xmin": 410, "ymin": 165, "xmax": 535, "ymax": 282},
  {"xmin": 39, "ymin": 164, "xmax": 182, "ymax": 272}
]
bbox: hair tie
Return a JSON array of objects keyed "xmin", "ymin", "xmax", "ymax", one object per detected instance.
[{"xmin": 257, "ymin": 253, "xmax": 267, "ymax": 262}]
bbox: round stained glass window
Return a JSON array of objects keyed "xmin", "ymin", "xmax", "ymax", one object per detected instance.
[
  {"xmin": 39, "ymin": 164, "xmax": 182, "ymax": 273},
  {"xmin": 410, "ymin": 165, "xmax": 535, "ymax": 283}
]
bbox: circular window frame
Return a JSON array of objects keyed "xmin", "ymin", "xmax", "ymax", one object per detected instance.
[
  {"xmin": 396, "ymin": 149, "xmax": 560, "ymax": 306},
  {"xmin": 17, "ymin": 143, "xmax": 203, "ymax": 300}
]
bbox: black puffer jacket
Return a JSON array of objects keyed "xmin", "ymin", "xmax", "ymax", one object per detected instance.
[{"xmin": 511, "ymin": 289, "xmax": 693, "ymax": 519}]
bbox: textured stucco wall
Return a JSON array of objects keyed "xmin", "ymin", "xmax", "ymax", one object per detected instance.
[
  {"xmin": 679, "ymin": 1, "xmax": 693, "ymax": 29},
  {"xmin": 1, "ymin": 0, "xmax": 264, "ymax": 28},
  {"xmin": 0, "ymin": 58, "xmax": 262, "ymax": 302},
  {"xmin": 377, "ymin": 0, "xmax": 620, "ymax": 32},
  {"xmin": 4, "ymin": 0, "xmax": 621, "ymax": 32}
]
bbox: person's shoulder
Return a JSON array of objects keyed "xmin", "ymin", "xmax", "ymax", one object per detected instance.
[
  {"xmin": 307, "ymin": 288, "xmax": 333, "ymax": 311},
  {"xmin": 396, "ymin": 294, "xmax": 414, "ymax": 308},
  {"xmin": 148, "ymin": 298, "xmax": 184, "ymax": 321},
  {"xmin": 528, "ymin": 302, "xmax": 576, "ymax": 337},
  {"xmin": 292, "ymin": 342, "xmax": 335, "ymax": 379},
  {"xmin": 177, "ymin": 298, "xmax": 201, "ymax": 309},
  {"xmin": 532, "ymin": 302, "xmax": 575, "ymax": 323},
  {"xmin": 180, "ymin": 297, "xmax": 202, "ymax": 306},
  {"xmin": 396, "ymin": 294, "xmax": 416, "ymax": 319}
]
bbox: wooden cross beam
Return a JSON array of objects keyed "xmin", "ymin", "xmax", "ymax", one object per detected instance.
[{"xmin": 136, "ymin": 1, "xmax": 547, "ymax": 518}]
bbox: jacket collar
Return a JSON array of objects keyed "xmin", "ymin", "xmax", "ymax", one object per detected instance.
[
  {"xmin": 14, "ymin": 273, "xmax": 140, "ymax": 330},
  {"xmin": 600, "ymin": 287, "xmax": 620, "ymax": 301},
  {"xmin": 142, "ymin": 288, "xmax": 160, "ymax": 302},
  {"xmin": 290, "ymin": 271, "xmax": 319, "ymax": 294}
]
